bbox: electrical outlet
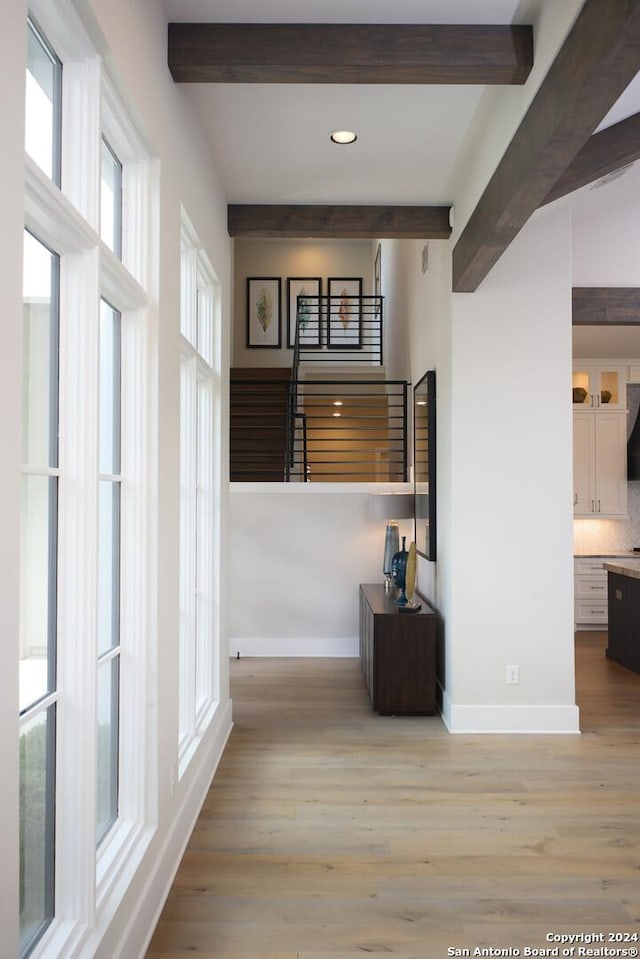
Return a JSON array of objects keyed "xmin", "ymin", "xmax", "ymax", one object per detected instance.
[{"xmin": 506, "ymin": 665, "xmax": 519, "ymax": 684}]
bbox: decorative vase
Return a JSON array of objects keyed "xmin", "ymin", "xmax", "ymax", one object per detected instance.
[
  {"xmin": 391, "ymin": 535, "xmax": 409, "ymax": 606},
  {"xmin": 382, "ymin": 521, "xmax": 400, "ymax": 588}
]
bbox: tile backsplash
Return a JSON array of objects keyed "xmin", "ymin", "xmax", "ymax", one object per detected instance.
[{"xmin": 574, "ymin": 482, "xmax": 640, "ymax": 553}]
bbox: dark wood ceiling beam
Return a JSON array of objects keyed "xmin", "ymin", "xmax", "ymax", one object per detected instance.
[
  {"xmin": 452, "ymin": 0, "xmax": 640, "ymax": 294},
  {"xmin": 168, "ymin": 23, "xmax": 533, "ymax": 85},
  {"xmin": 545, "ymin": 113, "xmax": 640, "ymax": 205},
  {"xmin": 228, "ymin": 204, "xmax": 452, "ymax": 239},
  {"xmin": 573, "ymin": 288, "xmax": 640, "ymax": 325}
]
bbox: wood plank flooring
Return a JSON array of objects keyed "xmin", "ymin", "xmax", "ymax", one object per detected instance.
[{"xmin": 146, "ymin": 631, "xmax": 640, "ymax": 958}]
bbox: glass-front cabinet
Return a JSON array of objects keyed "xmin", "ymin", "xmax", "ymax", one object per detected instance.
[{"xmin": 572, "ymin": 363, "xmax": 626, "ymax": 410}]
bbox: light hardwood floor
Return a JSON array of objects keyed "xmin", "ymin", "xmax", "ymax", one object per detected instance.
[{"xmin": 146, "ymin": 631, "xmax": 640, "ymax": 959}]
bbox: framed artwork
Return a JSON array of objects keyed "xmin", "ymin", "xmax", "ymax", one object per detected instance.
[
  {"xmin": 414, "ymin": 370, "xmax": 436, "ymax": 561},
  {"xmin": 287, "ymin": 277, "xmax": 322, "ymax": 349},
  {"xmin": 246, "ymin": 277, "xmax": 281, "ymax": 348},
  {"xmin": 327, "ymin": 277, "xmax": 362, "ymax": 349}
]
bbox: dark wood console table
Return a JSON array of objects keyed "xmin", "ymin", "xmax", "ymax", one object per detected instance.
[{"xmin": 359, "ymin": 583, "xmax": 437, "ymax": 715}]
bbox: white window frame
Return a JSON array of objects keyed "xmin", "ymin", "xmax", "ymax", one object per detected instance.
[
  {"xmin": 25, "ymin": 17, "xmax": 62, "ymax": 186},
  {"xmin": 19, "ymin": 227, "xmax": 60, "ymax": 958},
  {"xmin": 22, "ymin": 4, "xmax": 156, "ymax": 954},
  {"xmin": 96, "ymin": 296, "xmax": 123, "ymax": 850},
  {"xmin": 178, "ymin": 212, "xmax": 221, "ymax": 776}
]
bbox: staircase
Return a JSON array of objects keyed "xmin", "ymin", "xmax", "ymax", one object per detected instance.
[
  {"xmin": 230, "ymin": 368, "xmax": 291, "ymax": 481},
  {"xmin": 229, "ymin": 295, "xmax": 409, "ymax": 483}
]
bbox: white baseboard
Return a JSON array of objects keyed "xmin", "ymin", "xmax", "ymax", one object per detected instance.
[
  {"xmin": 440, "ymin": 691, "xmax": 580, "ymax": 734},
  {"xmin": 112, "ymin": 699, "xmax": 233, "ymax": 959},
  {"xmin": 230, "ymin": 636, "xmax": 359, "ymax": 658}
]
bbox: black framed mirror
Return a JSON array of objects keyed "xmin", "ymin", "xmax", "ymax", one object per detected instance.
[{"xmin": 414, "ymin": 370, "xmax": 436, "ymax": 561}]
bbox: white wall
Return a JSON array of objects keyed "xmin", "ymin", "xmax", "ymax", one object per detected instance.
[
  {"xmin": 233, "ymin": 237, "xmax": 374, "ymax": 367},
  {"xmin": 0, "ymin": 2, "xmax": 27, "ymax": 955},
  {"xmin": 447, "ymin": 204, "xmax": 578, "ymax": 732},
  {"xmin": 381, "ymin": 238, "xmax": 453, "ymax": 609},
  {"xmin": 572, "ymin": 162, "xmax": 640, "ymax": 286},
  {"xmin": 378, "ymin": 239, "xmax": 412, "ymax": 382},
  {"xmin": 229, "ymin": 483, "xmax": 414, "ymax": 655}
]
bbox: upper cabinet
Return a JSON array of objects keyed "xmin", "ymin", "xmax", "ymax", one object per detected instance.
[
  {"xmin": 572, "ymin": 363, "xmax": 626, "ymax": 411},
  {"xmin": 573, "ymin": 411, "xmax": 627, "ymax": 518},
  {"xmin": 572, "ymin": 360, "xmax": 630, "ymax": 519}
]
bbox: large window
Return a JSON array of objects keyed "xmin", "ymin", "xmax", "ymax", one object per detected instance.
[
  {"xmin": 25, "ymin": 19, "xmax": 61, "ymax": 184},
  {"xmin": 20, "ymin": 228, "xmax": 59, "ymax": 957},
  {"xmin": 97, "ymin": 299, "xmax": 122, "ymax": 844},
  {"xmin": 20, "ymin": 10, "xmax": 152, "ymax": 957},
  {"xmin": 179, "ymin": 215, "xmax": 220, "ymax": 771},
  {"xmin": 100, "ymin": 139, "xmax": 122, "ymax": 258}
]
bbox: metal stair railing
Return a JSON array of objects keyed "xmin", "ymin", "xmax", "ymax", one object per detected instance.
[
  {"xmin": 286, "ymin": 293, "xmax": 408, "ymax": 482},
  {"xmin": 292, "ymin": 294, "xmax": 384, "ymax": 366},
  {"xmin": 286, "ymin": 378, "xmax": 408, "ymax": 483}
]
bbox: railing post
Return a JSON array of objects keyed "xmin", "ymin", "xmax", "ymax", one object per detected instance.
[
  {"xmin": 285, "ymin": 380, "xmax": 293, "ymax": 481},
  {"xmin": 402, "ymin": 381, "xmax": 408, "ymax": 482}
]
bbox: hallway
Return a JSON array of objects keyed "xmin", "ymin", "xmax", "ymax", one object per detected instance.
[{"xmin": 146, "ymin": 633, "xmax": 640, "ymax": 957}]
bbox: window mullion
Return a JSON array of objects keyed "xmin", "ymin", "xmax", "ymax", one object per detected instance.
[
  {"xmin": 179, "ymin": 350, "xmax": 197, "ymax": 756},
  {"xmin": 121, "ymin": 161, "xmax": 148, "ymax": 289},
  {"xmin": 115, "ymin": 304, "xmax": 150, "ymax": 827},
  {"xmin": 178, "ymin": 216, "xmax": 220, "ymax": 770},
  {"xmin": 19, "ymin": 692, "xmax": 58, "ymax": 727},
  {"xmin": 61, "ymin": 57, "xmax": 101, "ymax": 231},
  {"xmin": 55, "ymin": 247, "xmax": 100, "ymax": 929},
  {"xmin": 97, "ymin": 646, "xmax": 121, "ymax": 667},
  {"xmin": 195, "ymin": 374, "xmax": 213, "ymax": 717}
]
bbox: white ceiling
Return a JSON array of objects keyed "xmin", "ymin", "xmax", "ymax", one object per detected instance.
[
  {"xmin": 161, "ymin": 0, "xmax": 639, "ymax": 214},
  {"xmin": 163, "ymin": 0, "xmax": 529, "ymax": 26},
  {"xmin": 162, "ymin": 0, "xmax": 538, "ymax": 205},
  {"xmin": 180, "ymin": 82, "xmax": 489, "ymax": 205}
]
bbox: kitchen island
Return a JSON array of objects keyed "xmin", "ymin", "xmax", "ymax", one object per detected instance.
[{"xmin": 603, "ymin": 559, "xmax": 640, "ymax": 674}]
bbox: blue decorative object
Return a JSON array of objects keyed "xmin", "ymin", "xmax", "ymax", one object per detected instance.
[
  {"xmin": 391, "ymin": 536, "xmax": 409, "ymax": 606},
  {"xmin": 382, "ymin": 521, "xmax": 399, "ymax": 588}
]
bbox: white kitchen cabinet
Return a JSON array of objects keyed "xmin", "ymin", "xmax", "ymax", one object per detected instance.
[
  {"xmin": 574, "ymin": 558, "xmax": 608, "ymax": 627},
  {"xmin": 573, "ymin": 411, "xmax": 627, "ymax": 517},
  {"xmin": 572, "ymin": 363, "xmax": 626, "ymax": 410}
]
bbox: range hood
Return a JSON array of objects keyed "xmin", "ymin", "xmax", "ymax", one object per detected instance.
[{"xmin": 628, "ymin": 407, "xmax": 640, "ymax": 479}]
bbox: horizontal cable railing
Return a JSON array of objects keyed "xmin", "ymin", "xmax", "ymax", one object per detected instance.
[
  {"xmin": 293, "ymin": 294, "xmax": 383, "ymax": 366},
  {"xmin": 229, "ymin": 290, "xmax": 405, "ymax": 483},
  {"xmin": 286, "ymin": 379, "xmax": 408, "ymax": 483}
]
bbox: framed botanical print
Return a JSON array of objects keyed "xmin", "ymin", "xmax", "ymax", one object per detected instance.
[
  {"xmin": 414, "ymin": 370, "xmax": 436, "ymax": 561},
  {"xmin": 327, "ymin": 277, "xmax": 362, "ymax": 349},
  {"xmin": 246, "ymin": 277, "xmax": 281, "ymax": 348},
  {"xmin": 287, "ymin": 277, "xmax": 322, "ymax": 349}
]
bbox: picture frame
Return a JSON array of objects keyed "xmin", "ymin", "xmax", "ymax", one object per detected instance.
[
  {"xmin": 327, "ymin": 277, "xmax": 362, "ymax": 349},
  {"xmin": 414, "ymin": 370, "xmax": 436, "ymax": 561},
  {"xmin": 286, "ymin": 277, "xmax": 322, "ymax": 349},
  {"xmin": 246, "ymin": 277, "xmax": 281, "ymax": 348}
]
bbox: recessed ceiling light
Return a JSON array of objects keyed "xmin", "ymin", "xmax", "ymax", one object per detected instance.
[{"xmin": 330, "ymin": 130, "xmax": 357, "ymax": 145}]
